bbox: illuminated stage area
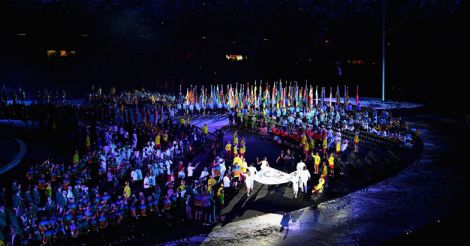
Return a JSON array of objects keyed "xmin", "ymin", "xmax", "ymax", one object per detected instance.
[{"xmin": 180, "ymin": 116, "xmax": 470, "ymax": 245}]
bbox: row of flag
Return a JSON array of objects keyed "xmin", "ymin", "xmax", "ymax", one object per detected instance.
[{"xmin": 181, "ymin": 82, "xmax": 359, "ymax": 109}]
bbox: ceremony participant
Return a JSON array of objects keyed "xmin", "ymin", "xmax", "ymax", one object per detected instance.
[
  {"xmin": 322, "ymin": 137, "xmax": 328, "ymax": 156},
  {"xmin": 187, "ymin": 162, "xmax": 200, "ymax": 180},
  {"xmin": 257, "ymin": 157, "xmax": 270, "ymax": 170},
  {"xmin": 299, "ymin": 166, "xmax": 311, "ymax": 194},
  {"xmin": 233, "ymin": 131, "xmax": 238, "ymax": 147},
  {"xmin": 296, "ymin": 159, "xmax": 306, "ymax": 173},
  {"xmin": 291, "ymin": 171, "xmax": 300, "ymax": 198},
  {"xmin": 321, "ymin": 162, "xmax": 328, "ymax": 178},
  {"xmin": 218, "ymin": 157, "xmax": 227, "ymax": 179},
  {"xmin": 247, "ymin": 163, "xmax": 258, "ymax": 177},
  {"xmin": 240, "ymin": 169, "xmax": 255, "ymax": 197},
  {"xmin": 223, "ymin": 173, "xmax": 232, "ymax": 198},
  {"xmin": 202, "ymin": 124, "xmax": 209, "ymax": 143},
  {"xmin": 336, "ymin": 140, "xmax": 341, "ymax": 154},
  {"xmin": 225, "ymin": 141, "xmax": 232, "ymax": 160},
  {"xmin": 328, "ymin": 153, "xmax": 335, "ymax": 177},
  {"xmin": 312, "ymin": 175, "xmax": 326, "ymax": 194},
  {"xmin": 276, "ymin": 150, "xmax": 286, "ymax": 171},
  {"xmin": 239, "ymin": 144, "xmax": 246, "ymax": 158},
  {"xmin": 341, "ymin": 139, "xmax": 349, "ymax": 152},
  {"xmin": 312, "ymin": 152, "xmax": 321, "ymax": 174},
  {"xmin": 354, "ymin": 132, "xmax": 360, "ymax": 153}
]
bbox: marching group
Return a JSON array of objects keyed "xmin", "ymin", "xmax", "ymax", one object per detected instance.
[{"xmin": 0, "ymin": 84, "xmax": 419, "ymax": 245}]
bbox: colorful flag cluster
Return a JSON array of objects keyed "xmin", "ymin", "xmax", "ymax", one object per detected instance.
[{"xmin": 183, "ymin": 82, "xmax": 359, "ymax": 109}]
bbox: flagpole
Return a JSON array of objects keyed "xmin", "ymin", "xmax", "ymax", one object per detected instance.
[{"xmin": 382, "ymin": 0, "xmax": 386, "ymax": 101}]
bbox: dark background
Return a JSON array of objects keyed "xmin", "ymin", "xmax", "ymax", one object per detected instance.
[{"xmin": 0, "ymin": 0, "xmax": 467, "ymax": 114}]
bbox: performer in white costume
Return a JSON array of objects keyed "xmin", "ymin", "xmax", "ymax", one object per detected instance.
[
  {"xmin": 247, "ymin": 163, "xmax": 257, "ymax": 177},
  {"xmin": 240, "ymin": 169, "xmax": 255, "ymax": 196},
  {"xmin": 296, "ymin": 159, "xmax": 306, "ymax": 172},
  {"xmin": 257, "ymin": 157, "xmax": 270, "ymax": 170},
  {"xmin": 291, "ymin": 171, "xmax": 300, "ymax": 198},
  {"xmin": 299, "ymin": 166, "xmax": 311, "ymax": 193}
]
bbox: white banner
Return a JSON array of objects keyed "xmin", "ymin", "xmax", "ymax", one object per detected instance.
[{"xmin": 253, "ymin": 166, "xmax": 294, "ymax": 185}]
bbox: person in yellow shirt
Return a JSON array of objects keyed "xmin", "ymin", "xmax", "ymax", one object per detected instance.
[
  {"xmin": 322, "ymin": 162, "xmax": 328, "ymax": 177},
  {"xmin": 309, "ymin": 138, "xmax": 315, "ymax": 153},
  {"xmin": 354, "ymin": 133, "xmax": 360, "ymax": 153},
  {"xmin": 186, "ymin": 116, "xmax": 191, "ymax": 126},
  {"xmin": 328, "ymin": 153, "xmax": 335, "ymax": 177},
  {"xmin": 322, "ymin": 137, "xmax": 328, "ymax": 156},
  {"xmin": 336, "ymin": 140, "xmax": 341, "ymax": 154},
  {"xmin": 180, "ymin": 117, "xmax": 185, "ymax": 126},
  {"xmin": 225, "ymin": 141, "xmax": 232, "ymax": 159},
  {"xmin": 239, "ymin": 157, "xmax": 248, "ymax": 182},
  {"xmin": 312, "ymin": 152, "xmax": 321, "ymax": 174},
  {"xmin": 300, "ymin": 134, "xmax": 307, "ymax": 147},
  {"xmin": 202, "ymin": 124, "xmax": 209, "ymax": 143},
  {"xmin": 155, "ymin": 133, "xmax": 161, "ymax": 148},
  {"xmin": 207, "ymin": 175, "xmax": 216, "ymax": 193},
  {"xmin": 303, "ymin": 141, "xmax": 309, "ymax": 158},
  {"xmin": 240, "ymin": 157, "xmax": 248, "ymax": 173},
  {"xmin": 202, "ymin": 124, "xmax": 209, "ymax": 134},
  {"xmin": 233, "ymin": 155, "xmax": 242, "ymax": 167},
  {"xmin": 233, "ymin": 134, "xmax": 239, "ymax": 147},
  {"xmin": 312, "ymin": 175, "xmax": 326, "ymax": 194},
  {"xmin": 239, "ymin": 145, "xmax": 246, "ymax": 158},
  {"xmin": 123, "ymin": 181, "xmax": 131, "ymax": 199},
  {"xmin": 233, "ymin": 145, "xmax": 238, "ymax": 157},
  {"xmin": 217, "ymin": 186, "xmax": 225, "ymax": 210}
]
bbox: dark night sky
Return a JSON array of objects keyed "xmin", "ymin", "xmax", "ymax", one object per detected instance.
[{"xmin": 0, "ymin": 0, "xmax": 466, "ymax": 112}]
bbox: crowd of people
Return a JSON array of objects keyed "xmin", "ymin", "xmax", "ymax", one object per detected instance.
[{"xmin": 0, "ymin": 83, "xmax": 419, "ymax": 245}]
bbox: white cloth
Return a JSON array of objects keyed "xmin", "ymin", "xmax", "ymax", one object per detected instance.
[{"xmin": 252, "ymin": 166, "xmax": 293, "ymax": 185}]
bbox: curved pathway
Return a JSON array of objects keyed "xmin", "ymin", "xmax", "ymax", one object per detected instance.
[{"xmin": 0, "ymin": 130, "xmax": 27, "ymax": 175}]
